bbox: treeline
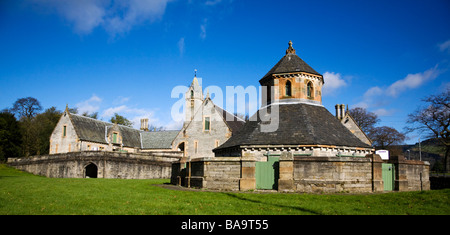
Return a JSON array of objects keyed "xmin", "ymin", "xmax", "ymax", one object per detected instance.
[
  {"xmin": 0, "ymin": 97, "xmax": 62, "ymax": 161},
  {"xmin": 0, "ymin": 97, "xmax": 136, "ymax": 162}
]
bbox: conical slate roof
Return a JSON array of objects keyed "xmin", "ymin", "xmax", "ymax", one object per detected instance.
[
  {"xmin": 214, "ymin": 103, "xmax": 372, "ymax": 152},
  {"xmin": 259, "ymin": 41, "xmax": 322, "ymax": 83}
]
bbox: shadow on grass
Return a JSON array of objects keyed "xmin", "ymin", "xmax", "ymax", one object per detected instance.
[{"xmin": 222, "ymin": 193, "xmax": 322, "ymax": 215}]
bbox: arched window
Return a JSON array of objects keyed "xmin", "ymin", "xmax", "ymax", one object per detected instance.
[
  {"xmin": 285, "ymin": 81, "xmax": 292, "ymax": 97},
  {"xmin": 190, "ymin": 90, "xmax": 194, "ymax": 99},
  {"xmin": 307, "ymin": 82, "xmax": 313, "ymax": 98}
]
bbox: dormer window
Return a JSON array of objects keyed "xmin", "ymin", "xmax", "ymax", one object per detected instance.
[{"xmin": 285, "ymin": 80, "xmax": 292, "ymax": 97}]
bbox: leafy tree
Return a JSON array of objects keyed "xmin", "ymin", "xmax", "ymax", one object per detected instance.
[
  {"xmin": 0, "ymin": 111, "xmax": 22, "ymax": 161},
  {"xmin": 406, "ymin": 88, "xmax": 449, "ymax": 171},
  {"xmin": 82, "ymin": 111, "xmax": 98, "ymax": 119},
  {"xmin": 110, "ymin": 113, "xmax": 133, "ymax": 127},
  {"xmin": 10, "ymin": 97, "xmax": 42, "ymax": 119},
  {"xmin": 33, "ymin": 107, "xmax": 62, "ymax": 155}
]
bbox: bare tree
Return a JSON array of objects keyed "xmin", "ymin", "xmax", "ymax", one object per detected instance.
[
  {"xmin": 349, "ymin": 107, "xmax": 379, "ymax": 135},
  {"xmin": 370, "ymin": 126, "xmax": 406, "ymax": 148},
  {"xmin": 10, "ymin": 97, "xmax": 42, "ymax": 119},
  {"xmin": 406, "ymin": 88, "xmax": 449, "ymax": 171}
]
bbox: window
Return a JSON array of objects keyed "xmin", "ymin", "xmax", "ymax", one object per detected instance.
[
  {"xmin": 63, "ymin": 125, "xmax": 67, "ymax": 137},
  {"xmin": 204, "ymin": 117, "xmax": 210, "ymax": 131},
  {"xmin": 285, "ymin": 80, "xmax": 292, "ymax": 96},
  {"xmin": 191, "ymin": 90, "xmax": 194, "ymax": 99},
  {"xmin": 307, "ymin": 82, "xmax": 313, "ymax": 98},
  {"xmin": 194, "ymin": 141, "xmax": 198, "ymax": 154}
]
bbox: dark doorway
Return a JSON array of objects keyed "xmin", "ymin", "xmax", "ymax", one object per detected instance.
[
  {"xmin": 85, "ymin": 163, "xmax": 98, "ymax": 178},
  {"xmin": 177, "ymin": 142, "xmax": 185, "ymax": 157}
]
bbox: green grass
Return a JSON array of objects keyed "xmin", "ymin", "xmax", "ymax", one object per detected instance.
[{"xmin": 1, "ymin": 164, "xmax": 449, "ymax": 215}]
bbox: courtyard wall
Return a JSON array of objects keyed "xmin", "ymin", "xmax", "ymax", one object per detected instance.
[{"xmin": 8, "ymin": 151, "xmax": 182, "ymax": 179}]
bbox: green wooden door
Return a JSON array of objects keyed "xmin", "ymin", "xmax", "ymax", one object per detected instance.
[
  {"xmin": 256, "ymin": 156, "xmax": 279, "ymax": 190},
  {"xmin": 382, "ymin": 163, "xmax": 395, "ymax": 191}
]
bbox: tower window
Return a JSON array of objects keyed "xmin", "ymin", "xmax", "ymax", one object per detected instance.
[
  {"xmin": 285, "ymin": 81, "xmax": 292, "ymax": 97},
  {"xmin": 307, "ymin": 82, "xmax": 313, "ymax": 98},
  {"xmin": 191, "ymin": 90, "xmax": 194, "ymax": 99}
]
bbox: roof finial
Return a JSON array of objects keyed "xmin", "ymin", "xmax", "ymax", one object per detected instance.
[
  {"xmin": 286, "ymin": 40, "xmax": 296, "ymax": 55},
  {"xmin": 194, "ymin": 69, "xmax": 197, "ymax": 78}
]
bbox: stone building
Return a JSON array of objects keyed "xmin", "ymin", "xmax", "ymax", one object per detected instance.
[
  {"xmin": 172, "ymin": 41, "xmax": 430, "ymax": 193},
  {"xmin": 172, "ymin": 76, "xmax": 245, "ymax": 159},
  {"xmin": 49, "ymin": 106, "xmax": 178, "ymax": 154},
  {"xmin": 213, "ymin": 41, "xmax": 374, "ymax": 158},
  {"xmin": 335, "ymin": 104, "xmax": 372, "ymax": 146}
]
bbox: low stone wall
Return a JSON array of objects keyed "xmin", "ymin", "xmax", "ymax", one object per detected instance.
[
  {"xmin": 388, "ymin": 156, "xmax": 430, "ymax": 191},
  {"xmin": 170, "ymin": 153, "xmax": 430, "ymax": 193},
  {"xmin": 8, "ymin": 151, "xmax": 182, "ymax": 179},
  {"xmin": 172, "ymin": 157, "xmax": 244, "ymax": 191},
  {"xmin": 292, "ymin": 155, "xmax": 374, "ymax": 193}
]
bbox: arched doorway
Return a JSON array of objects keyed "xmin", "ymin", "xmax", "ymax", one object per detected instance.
[
  {"xmin": 85, "ymin": 163, "xmax": 98, "ymax": 178},
  {"xmin": 177, "ymin": 142, "xmax": 186, "ymax": 157}
]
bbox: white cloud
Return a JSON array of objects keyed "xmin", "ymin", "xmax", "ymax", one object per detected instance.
[
  {"xmin": 438, "ymin": 39, "xmax": 450, "ymax": 53},
  {"xmin": 32, "ymin": 0, "xmax": 172, "ymax": 36},
  {"xmin": 112, "ymin": 96, "xmax": 130, "ymax": 105},
  {"xmin": 200, "ymin": 18, "xmax": 207, "ymax": 40},
  {"xmin": 353, "ymin": 65, "xmax": 440, "ymax": 111},
  {"xmin": 178, "ymin": 37, "xmax": 185, "ymax": 57},
  {"xmin": 205, "ymin": 0, "xmax": 223, "ymax": 6},
  {"xmin": 101, "ymin": 104, "xmax": 157, "ymax": 129},
  {"xmin": 322, "ymin": 72, "xmax": 347, "ymax": 94},
  {"xmin": 102, "ymin": 105, "xmax": 128, "ymax": 117},
  {"xmin": 386, "ymin": 66, "xmax": 440, "ymax": 97},
  {"xmin": 373, "ymin": 108, "xmax": 395, "ymax": 117},
  {"xmin": 76, "ymin": 94, "xmax": 102, "ymax": 114}
]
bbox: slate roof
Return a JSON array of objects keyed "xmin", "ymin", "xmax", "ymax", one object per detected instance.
[
  {"xmin": 141, "ymin": 131, "xmax": 179, "ymax": 149},
  {"xmin": 260, "ymin": 53, "xmax": 322, "ymax": 83},
  {"xmin": 212, "ymin": 102, "xmax": 245, "ymax": 132},
  {"xmin": 214, "ymin": 103, "xmax": 372, "ymax": 151},
  {"xmin": 69, "ymin": 113, "xmax": 177, "ymax": 149},
  {"xmin": 70, "ymin": 114, "xmax": 111, "ymax": 144}
]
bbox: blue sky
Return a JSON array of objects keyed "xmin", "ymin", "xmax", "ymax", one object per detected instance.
[{"xmin": 1, "ymin": 0, "xmax": 449, "ymax": 144}]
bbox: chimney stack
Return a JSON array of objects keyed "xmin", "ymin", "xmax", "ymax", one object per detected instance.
[
  {"xmin": 335, "ymin": 104, "xmax": 346, "ymax": 120},
  {"xmin": 140, "ymin": 118, "xmax": 149, "ymax": 131}
]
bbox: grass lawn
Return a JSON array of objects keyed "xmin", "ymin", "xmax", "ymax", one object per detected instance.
[{"xmin": 1, "ymin": 164, "xmax": 449, "ymax": 215}]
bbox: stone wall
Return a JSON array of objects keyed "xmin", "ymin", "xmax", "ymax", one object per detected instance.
[
  {"xmin": 389, "ymin": 155, "xmax": 430, "ymax": 191},
  {"xmin": 171, "ymin": 156, "xmax": 250, "ymax": 191},
  {"xmin": 171, "ymin": 153, "xmax": 430, "ymax": 193},
  {"xmin": 292, "ymin": 155, "xmax": 374, "ymax": 193},
  {"xmin": 8, "ymin": 151, "xmax": 182, "ymax": 179}
]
